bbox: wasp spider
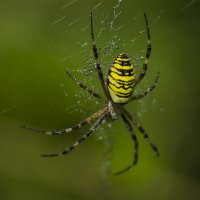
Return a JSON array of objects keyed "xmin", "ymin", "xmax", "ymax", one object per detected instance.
[{"xmin": 22, "ymin": 13, "xmax": 160, "ymax": 175}]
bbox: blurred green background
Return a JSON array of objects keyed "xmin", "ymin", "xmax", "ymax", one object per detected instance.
[{"xmin": 0, "ymin": 0, "xmax": 200, "ymax": 199}]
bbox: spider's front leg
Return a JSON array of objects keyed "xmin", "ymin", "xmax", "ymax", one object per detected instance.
[
  {"xmin": 90, "ymin": 12, "xmax": 110, "ymax": 99},
  {"xmin": 134, "ymin": 13, "xmax": 152, "ymax": 87}
]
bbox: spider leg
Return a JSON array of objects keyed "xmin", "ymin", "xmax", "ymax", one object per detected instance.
[
  {"xmin": 130, "ymin": 72, "xmax": 160, "ymax": 101},
  {"xmin": 21, "ymin": 106, "xmax": 108, "ymax": 135},
  {"xmin": 90, "ymin": 12, "xmax": 110, "ymax": 99},
  {"xmin": 134, "ymin": 13, "xmax": 151, "ymax": 87},
  {"xmin": 124, "ymin": 109, "xmax": 159, "ymax": 156},
  {"xmin": 66, "ymin": 70, "xmax": 105, "ymax": 101},
  {"xmin": 41, "ymin": 112, "xmax": 109, "ymax": 157},
  {"xmin": 113, "ymin": 113, "xmax": 139, "ymax": 176}
]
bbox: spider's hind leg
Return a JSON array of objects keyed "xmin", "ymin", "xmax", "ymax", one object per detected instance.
[
  {"xmin": 113, "ymin": 113, "xmax": 139, "ymax": 176},
  {"xmin": 41, "ymin": 112, "xmax": 109, "ymax": 157},
  {"xmin": 124, "ymin": 109, "xmax": 159, "ymax": 156},
  {"xmin": 22, "ymin": 106, "xmax": 109, "ymax": 136}
]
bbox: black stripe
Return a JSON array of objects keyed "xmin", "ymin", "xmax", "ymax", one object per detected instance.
[
  {"xmin": 146, "ymin": 44, "xmax": 151, "ymax": 58},
  {"xmin": 112, "ymin": 65, "xmax": 133, "ymax": 73},
  {"xmin": 108, "ymin": 82, "xmax": 134, "ymax": 90},
  {"xmin": 92, "ymin": 46, "xmax": 98, "ymax": 59},
  {"xmin": 115, "ymin": 93, "xmax": 132, "ymax": 98},
  {"xmin": 113, "ymin": 61, "xmax": 131, "ymax": 66},
  {"xmin": 63, "ymin": 145, "xmax": 74, "ymax": 154},
  {"xmin": 121, "ymin": 61, "xmax": 131, "ymax": 66},
  {"xmin": 117, "ymin": 54, "xmax": 128, "ymax": 59},
  {"xmin": 109, "ymin": 70, "xmax": 134, "ymax": 77},
  {"xmin": 108, "ymin": 85, "xmax": 133, "ymax": 97},
  {"xmin": 108, "ymin": 73, "xmax": 135, "ymax": 84}
]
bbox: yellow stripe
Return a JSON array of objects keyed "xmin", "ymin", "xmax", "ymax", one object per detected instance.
[
  {"xmin": 116, "ymin": 57, "xmax": 129, "ymax": 61},
  {"xmin": 109, "ymin": 89, "xmax": 132, "ymax": 98},
  {"xmin": 110, "ymin": 67, "xmax": 134, "ymax": 76},
  {"xmin": 113, "ymin": 63, "xmax": 134, "ymax": 70},
  {"xmin": 110, "ymin": 67, "xmax": 122, "ymax": 75},
  {"xmin": 108, "ymin": 76, "xmax": 121, "ymax": 88},
  {"xmin": 108, "ymin": 82, "xmax": 133, "ymax": 94},
  {"xmin": 108, "ymin": 75, "xmax": 134, "ymax": 86},
  {"xmin": 108, "ymin": 88, "xmax": 131, "ymax": 103},
  {"xmin": 110, "ymin": 72, "xmax": 135, "ymax": 82}
]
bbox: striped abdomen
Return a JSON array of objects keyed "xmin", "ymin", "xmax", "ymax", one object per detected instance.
[{"xmin": 107, "ymin": 53, "xmax": 135, "ymax": 104}]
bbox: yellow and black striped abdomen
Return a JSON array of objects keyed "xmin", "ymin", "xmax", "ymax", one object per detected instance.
[{"xmin": 107, "ymin": 53, "xmax": 135, "ymax": 104}]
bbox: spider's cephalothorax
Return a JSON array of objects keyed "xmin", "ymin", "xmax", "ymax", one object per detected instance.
[
  {"xmin": 107, "ymin": 53, "xmax": 135, "ymax": 104},
  {"xmin": 22, "ymin": 13, "xmax": 160, "ymax": 176}
]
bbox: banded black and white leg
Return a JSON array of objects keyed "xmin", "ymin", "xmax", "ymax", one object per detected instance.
[
  {"xmin": 66, "ymin": 70, "xmax": 105, "ymax": 101},
  {"xmin": 113, "ymin": 113, "xmax": 139, "ymax": 176},
  {"xmin": 90, "ymin": 12, "xmax": 110, "ymax": 99},
  {"xmin": 41, "ymin": 112, "xmax": 109, "ymax": 157},
  {"xmin": 124, "ymin": 109, "xmax": 159, "ymax": 156},
  {"xmin": 21, "ymin": 106, "xmax": 109, "ymax": 135},
  {"xmin": 130, "ymin": 71, "xmax": 160, "ymax": 101},
  {"xmin": 134, "ymin": 13, "xmax": 152, "ymax": 87}
]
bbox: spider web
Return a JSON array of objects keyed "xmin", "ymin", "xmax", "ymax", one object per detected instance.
[
  {"xmin": 50, "ymin": 0, "xmax": 164, "ymax": 197},
  {"xmin": 0, "ymin": 0, "xmax": 164, "ymax": 198},
  {"xmin": 1, "ymin": 1, "xmax": 200, "ymax": 200}
]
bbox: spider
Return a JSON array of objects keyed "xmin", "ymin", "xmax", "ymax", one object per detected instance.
[{"xmin": 22, "ymin": 12, "xmax": 160, "ymax": 176}]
